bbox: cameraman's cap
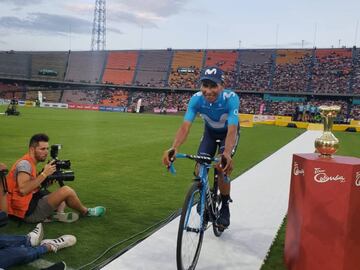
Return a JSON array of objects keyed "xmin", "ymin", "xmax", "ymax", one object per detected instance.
[{"xmin": 200, "ymin": 66, "xmax": 225, "ymax": 85}]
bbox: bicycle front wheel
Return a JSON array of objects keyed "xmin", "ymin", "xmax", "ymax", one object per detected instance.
[
  {"xmin": 176, "ymin": 182, "xmax": 204, "ymax": 270},
  {"xmin": 212, "ymin": 180, "xmax": 223, "ymax": 237},
  {"xmin": 211, "ymin": 169, "xmax": 224, "ymax": 237}
]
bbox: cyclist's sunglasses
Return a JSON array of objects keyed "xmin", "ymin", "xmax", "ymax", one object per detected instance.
[{"xmin": 201, "ymin": 80, "xmax": 218, "ymax": 88}]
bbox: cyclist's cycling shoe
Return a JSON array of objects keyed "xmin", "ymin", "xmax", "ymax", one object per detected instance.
[{"xmin": 217, "ymin": 205, "xmax": 230, "ymax": 229}]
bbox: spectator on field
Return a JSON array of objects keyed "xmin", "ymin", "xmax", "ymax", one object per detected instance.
[{"xmin": 0, "ymin": 223, "xmax": 76, "ymax": 269}]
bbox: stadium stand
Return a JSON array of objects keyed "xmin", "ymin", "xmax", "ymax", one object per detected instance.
[
  {"xmin": 65, "ymin": 51, "xmax": 107, "ymax": 83},
  {"xmin": 266, "ymin": 101, "xmax": 302, "ymax": 116},
  {"xmin": 352, "ymin": 48, "xmax": 360, "ymax": 94},
  {"xmin": 351, "ymin": 104, "xmax": 360, "ymax": 119},
  {"xmin": 0, "ymin": 52, "xmax": 31, "ymax": 79},
  {"xmin": 168, "ymin": 50, "xmax": 204, "ymax": 89},
  {"xmin": 30, "ymin": 52, "xmax": 68, "ymax": 81},
  {"xmin": 134, "ymin": 50, "xmax": 172, "ymax": 87},
  {"xmin": 162, "ymin": 91, "xmax": 192, "ymax": 111},
  {"xmin": 204, "ymin": 50, "xmax": 239, "ymax": 88},
  {"xmin": 25, "ymin": 90, "xmax": 38, "ymax": 101},
  {"xmin": 239, "ymin": 94, "xmax": 265, "ymax": 114},
  {"xmin": 127, "ymin": 90, "xmax": 192, "ymax": 111},
  {"xmin": 273, "ymin": 49, "xmax": 312, "ymax": 92},
  {"xmin": 129, "ymin": 91, "xmax": 166, "ymax": 111},
  {"xmin": 62, "ymin": 89, "xmax": 100, "ymax": 104},
  {"xmin": 0, "ymin": 82, "xmax": 18, "ymax": 92},
  {"xmin": 102, "ymin": 51, "xmax": 138, "ymax": 85},
  {"xmin": 0, "ymin": 82, "xmax": 22, "ymax": 99},
  {"xmin": 26, "ymin": 90, "xmax": 62, "ymax": 103},
  {"xmin": 99, "ymin": 89, "xmax": 129, "ymax": 107},
  {"xmin": 2, "ymin": 48, "xmax": 360, "ymax": 121},
  {"xmin": 237, "ymin": 50, "xmax": 275, "ymax": 92},
  {"xmin": 312, "ymin": 49, "xmax": 352, "ymax": 94}
]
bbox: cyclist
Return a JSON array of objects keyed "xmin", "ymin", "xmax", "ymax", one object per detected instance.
[{"xmin": 162, "ymin": 66, "xmax": 240, "ymax": 229}]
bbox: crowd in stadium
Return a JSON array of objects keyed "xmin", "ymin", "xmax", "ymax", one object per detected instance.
[
  {"xmin": 168, "ymin": 67, "xmax": 201, "ymax": 89},
  {"xmin": 1, "ymin": 82, "xmax": 359, "ymax": 122},
  {"xmin": 1, "ymin": 48, "xmax": 360, "ymax": 121},
  {"xmin": 312, "ymin": 50, "xmax": 352, "ymax": 94},
  {"xmin": 272, "ymin": 53, "xmax": 312, "ymax": 93}
]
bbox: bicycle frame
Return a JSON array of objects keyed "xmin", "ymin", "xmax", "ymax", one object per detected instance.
[
  {"xmin": 171, "ymin": 153, "xmax": 219, "ymax": 232},
  {"xmin": 172, "ymin": 153, "xmax": 227, "ymax": 270}
]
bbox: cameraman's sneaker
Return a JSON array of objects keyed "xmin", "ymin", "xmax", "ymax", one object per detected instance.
[
  {"xmin": 27, "ymin": 223, "xmax": 44, "ymax": 246},
  {"xmin": 52, "ymin": 212, "xmax": 79, "ymax": 223},
  {"xmin": 87, "ymin": 206, "xmax": 106, "ymax": 217},
  {"xmin": 217, "ymin": 205, "xmax": 230, "ymax": 229},
  {"xmin": 41, "ymin": 235, "xmax": 76, "ymax": 253}
]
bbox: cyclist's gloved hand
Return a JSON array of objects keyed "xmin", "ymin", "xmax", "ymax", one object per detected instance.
[
  {"xmin": 217, "ymin": 153, "xmax": 233, "ymax": 176},
  {"xmin": 162, "ymin": 148, "xmax": 177, "ymax": 168}
]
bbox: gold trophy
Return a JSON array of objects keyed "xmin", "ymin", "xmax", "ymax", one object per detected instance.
[{"xmin": 314, "ymin": 105, "xmax": 341, "ymax": 157}]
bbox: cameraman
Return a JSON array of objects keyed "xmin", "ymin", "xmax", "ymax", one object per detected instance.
[{"xmin": 6, "ymin": 133, "xmax": 105, "ymax": 223}]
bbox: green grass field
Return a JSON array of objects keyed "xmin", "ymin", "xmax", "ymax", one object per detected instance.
[{"xmin": 0, "ymin": 106, "xmax": 359, "ymax": 270}]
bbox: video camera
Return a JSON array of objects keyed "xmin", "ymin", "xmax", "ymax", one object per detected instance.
[
  {"xmin": 0, "ymin": 168, "xmax": 8, "ymax": 194},
  {"xmin": 42, "ymin": 144, "xmax": 75, "ymax": 188}
]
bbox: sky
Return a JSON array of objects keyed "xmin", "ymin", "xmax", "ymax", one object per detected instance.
[{"xmin": 0, "ymin": 0, "xmax": 359, "ymax": 51}]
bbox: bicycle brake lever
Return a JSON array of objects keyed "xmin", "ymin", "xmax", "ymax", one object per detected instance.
[{"xmin": 168, "ymin": 163, "xmax": 176, "ymax": 175}]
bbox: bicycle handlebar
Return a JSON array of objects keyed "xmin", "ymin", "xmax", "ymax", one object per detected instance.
[
  {"xmin": 168, "ymin": 153, "xmax": 231, "ymax": 187},
  {"xmin": 175, "ymin": 153, "xmax": 220, "ymax": 163},
  {"xmin": 168, "ymin": 153, "xmax": 220, "ymax": 175}
]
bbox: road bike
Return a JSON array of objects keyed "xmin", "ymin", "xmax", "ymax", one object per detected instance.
[{"xmin": 169, "ymin": 153, "xmax": 228, "ymax": 270}]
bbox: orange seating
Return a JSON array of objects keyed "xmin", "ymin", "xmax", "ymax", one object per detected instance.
[
  {"xmin": 276, "ymin": 49, "xmax": 311, "ymax": 65},
  {"xmin": 169, "ymin": 50, "xmax": 204, "ymax": 89},
  {"xmin": 100, "ymin": 90, "xmax": 128, "ymax": 106},
  {"xmin": 315, "ymin": 49, "xmax": 352, "ymax": 62},
  {"xmin": 103, "ymin": 70, "xmax": 135, "ymax": 85},
  {"xmin": 205, "ymin": 50, "xmax": 238, "ymax": 71},
  {"xmin": 102, "ymin": 51, "xmax": 138, "ymax": 84}
]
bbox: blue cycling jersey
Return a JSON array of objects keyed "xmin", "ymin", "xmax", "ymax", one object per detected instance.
[{"xmin": 184, "ymin": 89, "xmax": 240, "ymax": 132}]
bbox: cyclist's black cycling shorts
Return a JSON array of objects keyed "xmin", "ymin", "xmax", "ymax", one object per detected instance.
[{"xmin": 197, "ymin": 124, "xmax": 240, "ymax": 159}]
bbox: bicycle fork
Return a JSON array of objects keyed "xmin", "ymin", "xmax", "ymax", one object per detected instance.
[{"xmin": 199, "ymin": 166, "xmax": 217, "ymax": 228}]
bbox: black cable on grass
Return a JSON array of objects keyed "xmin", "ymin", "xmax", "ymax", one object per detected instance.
[{"xmin": 76, "ymin": 209, "xmax": 181, "ymax": 270}]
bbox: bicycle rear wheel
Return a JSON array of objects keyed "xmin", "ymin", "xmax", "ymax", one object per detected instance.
[{"xmin": 176, "ymin": 182, "xmax": 204, "ymax": 270}]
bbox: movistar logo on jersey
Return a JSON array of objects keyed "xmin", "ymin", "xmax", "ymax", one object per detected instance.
[
  {"xmin": 223, "ymin": 92, "xmax": 236, "ymax": 100},
  {"xmin": 201, "ymin": 113, "xmax": 228, "ymax": 129}
]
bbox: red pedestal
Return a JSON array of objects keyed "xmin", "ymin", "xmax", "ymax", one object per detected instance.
[{"xmin": 285, "ymin": 153, "xmax": 360, "ymax": 270}]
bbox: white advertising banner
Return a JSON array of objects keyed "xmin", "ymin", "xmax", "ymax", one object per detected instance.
[{"xmin": 40, "ymin": 102, "xmax": 69, "ymax": 109}]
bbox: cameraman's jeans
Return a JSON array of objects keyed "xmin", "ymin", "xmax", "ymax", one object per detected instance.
[{"xmin": 0, "ymin": 235, "xmax": 47, "ymax": 268}]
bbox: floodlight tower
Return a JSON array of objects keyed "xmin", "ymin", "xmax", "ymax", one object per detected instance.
[{"xmin": 91, "ymin": 0, "xmax": 106, "ymax": 51}]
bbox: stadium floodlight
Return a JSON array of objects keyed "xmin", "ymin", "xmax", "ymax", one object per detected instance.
[{"xmin": 91, "ymin": 0, "xmax": 106, "ymax": 51}]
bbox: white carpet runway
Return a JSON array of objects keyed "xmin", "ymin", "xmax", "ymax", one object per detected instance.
[{"xmin": 102, "ymin": 131, "xmax": 321, "ymax": 270}]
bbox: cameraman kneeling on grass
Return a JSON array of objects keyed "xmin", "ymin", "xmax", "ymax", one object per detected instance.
[{"xmin": 6, "ymin": 133, "xmax": 105, "ymax": 223}]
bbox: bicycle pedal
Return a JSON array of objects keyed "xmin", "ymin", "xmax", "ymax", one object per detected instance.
[{"xmin": 215, "ymin": 223, "xmax": 228, "ymax": 232}]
